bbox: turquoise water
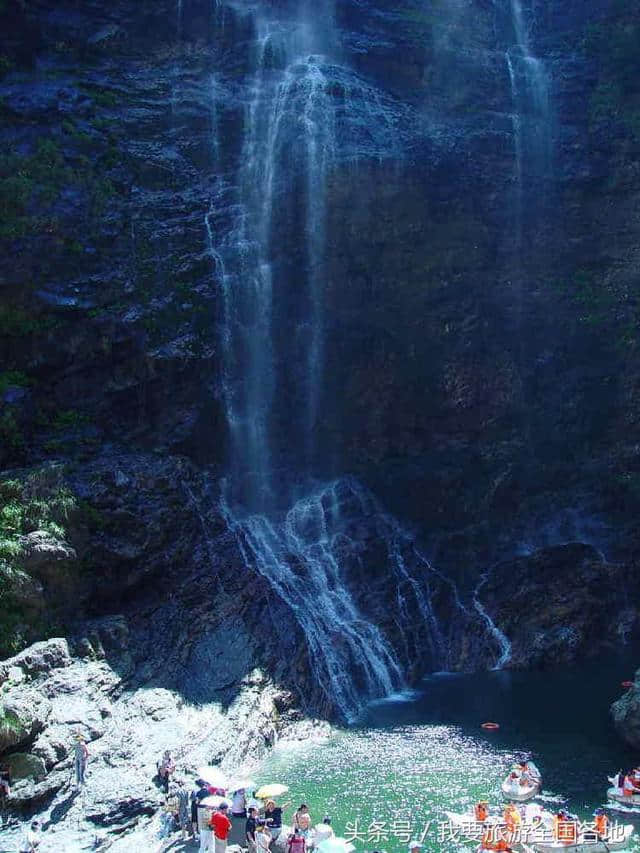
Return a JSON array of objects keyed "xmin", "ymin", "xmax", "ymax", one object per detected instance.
[{"xmin": 256, "ymin": 660, "xmax": 640, "ymax": 853}]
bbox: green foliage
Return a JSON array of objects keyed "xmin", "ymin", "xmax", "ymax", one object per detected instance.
[
  {"xmin": 0, "ymin": 469, "xmax": 77, "ymax": 656},
  {"xmin": 555, "ymin": 267, "xmax": 640, "ymax": 351},
  {"xmin": 0, "ymin": 705, "xmax": 22, "ymax": 739},
  {"xmin": 0, "ymin": 130, "xmax": 121, "ymax": 240},
  {"xmin": 0, "ymin": 371, "xmax": 30, "ymax": 395},
  {"xmin": 79, "ymin": 499, "xmax": 106, "ymax": 531},
  {"xmin": 79, "ymin": 84, "xmax": 119, "ymax": 108},
  {"xmin": 0, "ymin": 470, "xmax": 76, "ymax": 544},
  {"xmin": 51, "ymin": 409, "xmax": 90, "ymax": 432},
  {"xmin": 0, "ymin": 305, "xmax": 55, "ymax": 337}
]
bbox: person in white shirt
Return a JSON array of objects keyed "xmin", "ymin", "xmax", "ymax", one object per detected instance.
[
  {"xmin": 314, "ymin": 817, "xmax": 334, "ymax": 846},
  {"xmin": 256, "ymin": 820, "xmax": 272, "ymax": 853},
  {"xmin": 232, "ymin": 788, "xmax": 247, "ymax": 818},
  {"xmin": 19, "ymin": 819, "xmax": 41, "ymax": 852}
]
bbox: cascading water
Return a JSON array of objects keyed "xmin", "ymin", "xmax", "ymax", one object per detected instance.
[
  {"xmin": 216, "ymin": 17, "xmax": 336, "ymax": 511},
  {"xmin": 506, "ymin": 0, "xmax": 552, "ymax": 249},
  {"xmin": 207, "ymin": 3, "xmax": 426, "ymax": 720},
  {"xmin": 222, "ymin": 477, "xmax": 453, "ymax": 721},
  {"xmin": 207, "ymin": 0, "xmax": 498, "ymax": 719},
  {"xmin": 473, "ymin": 572, "xmax": 513, "ymax": 669}
]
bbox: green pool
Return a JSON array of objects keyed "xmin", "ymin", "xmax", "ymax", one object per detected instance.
[{"xmin": 255, "ymin": 659, "xmax": 640, "ymax": 853}]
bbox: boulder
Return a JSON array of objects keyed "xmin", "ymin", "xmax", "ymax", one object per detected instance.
[
  {"xmin": 4, "ymin": 751, "xmax": 47, "ymax": 781},
  {"xmin": 0, "ymin": 638, "xmax": 72, "ymax": 683},
  {"xmin": 18, "ymin": 531, "xmax": 76, "ymax": 570},
  {"xmin": 611, "ymin": 670, "xmax": 640, "ymax": 749},
  {"xmin": 0, "ymin": 688, "xmax": 52, "ymax": 753}
]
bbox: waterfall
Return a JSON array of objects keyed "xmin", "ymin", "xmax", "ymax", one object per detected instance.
[
  {"xmin": 223, "ymin": 484, "xmax": 403, "ymax": 723},
  {"xmin": 207, "ymin": 2, "xmax": 448, "ymax": 719},
  {"xmin": 213, "ymin": 14, "xmax": 336, "ymax": 512},
  {"xmin": 506, "ymin": 0, "xmax": 552, "ymax": 249},
  {"xmin": 222, "ymin": 478, "xmax": 452, "ymax": 721},
  {"xmin": 473, "ymin": 572, "xmax": 512, "ymax": 669}
]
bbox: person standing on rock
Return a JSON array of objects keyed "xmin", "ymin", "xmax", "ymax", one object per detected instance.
[
  {"xmin": 158, "ymin": 750, "xmax": 175, "ymax": 794},
  {"xmin": 192, "ymin": 779, "xmax": 210, "ymax": 840},
  {"xmin": 293, "ymin": 804, "xmax": 310, "ymax": 830},
  {"xmin": 287, "ymin": 826, "xmax": 307, "ymax": 853},
  {"xmin": 211, "ymin": 801, "xmax": 232, "ymax": 853},
  {"xmin": 74, "ymin": 734, "xmax": 89, "ymax": 787},
  {"xmin": 18, "ymin": 818, "xmax": 42, "ymax": 852},
  {"xmin": 264, "ymin": 799, "xmax": 290, "ymax": 845},
  {"xmin": 232, "ymin": 786, "xmax": 248, "ymax": 818},
  {"xmin": 174, "ymin": 777, "xmax": 192, "ymax": 840},
  {"xmin": 198, "ymin": 803, "xmax": 215, "ymax": 852}
]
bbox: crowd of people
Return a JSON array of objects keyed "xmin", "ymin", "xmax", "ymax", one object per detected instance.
[{"xmin": 154, "ymin": 753, "xmax": 340, "ymax": 853}]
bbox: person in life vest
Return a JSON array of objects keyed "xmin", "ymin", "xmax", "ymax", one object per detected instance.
[
  {"xmin": 594, "ymin": 809, "xmax": 609, "ymax": 839},
  {"xmin": 553, "ymin": 811, "xmax": 577, "ymax": 845},
  {"xmin": 480, "ymin": 826, "xmax": 511, "ymax": 852},
  {"xmin": 504, "ymin": 804, "xmax": 521, "ymax": 831},
  {"xmin": 475, "ymin": 802, "xmax": 489, "ymax": 823},
  {"xmin": 503, "ymin": 804, "xmax": 521, "ymax": 845},
  {"xmin": 287, "ymin": 827, "xmax": 307, "ymax": 853},
  {"xmin": 623, "ymin": 774, "xmax": 636, "ymax": 796}
]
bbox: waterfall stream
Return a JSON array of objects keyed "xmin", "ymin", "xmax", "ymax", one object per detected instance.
[
  {"xmin": 206, "ymin": 0, "xmax": 511, "ymax": 719},
  {"xmin": 222, "ymin": 478, "xmax": 454, "ymax": 722},
  {"xmin": 507, "ymin": 0, "xmax": 552, "ymax": 249},
  {"xmin": 473, "ymin": 572, "xmax": 513, "ymax": 669}
]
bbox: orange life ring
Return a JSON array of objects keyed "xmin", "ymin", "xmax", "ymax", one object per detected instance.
[
  {"xmin": 481, "ymin": 722, "xmax": 500, "ymax": 730},
  {"xmin": 622, "ymin": 681, "xmax": 634, "ymax": 688}
]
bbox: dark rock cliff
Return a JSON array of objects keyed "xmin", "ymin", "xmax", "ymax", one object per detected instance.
[{"xmin": 0, "ymin": 0, "xmax": 639, "ymax": 727}]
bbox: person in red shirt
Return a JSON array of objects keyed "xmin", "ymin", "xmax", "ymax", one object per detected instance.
[{"xmin": 211, "ymin": 803, "xmax": 233, "ymax": 853}]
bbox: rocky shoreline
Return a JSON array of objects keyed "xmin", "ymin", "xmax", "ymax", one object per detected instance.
[{"xmin": 0, "ymin": 627, "xmax": 329, "ymax": 851}]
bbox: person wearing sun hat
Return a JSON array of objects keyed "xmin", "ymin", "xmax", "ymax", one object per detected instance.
[{"xmin": 73, "ymin": 733, "xmax": 89, "ymax": 787}]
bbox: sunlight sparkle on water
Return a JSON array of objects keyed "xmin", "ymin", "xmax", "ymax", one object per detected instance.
[{"xmin": 258, "ymin": 725, "xmax": 509, "ymax": 850}]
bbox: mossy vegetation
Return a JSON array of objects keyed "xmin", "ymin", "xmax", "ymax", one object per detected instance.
[
  {"xmin": 0, "ymin": 468, "xmax": 77, "ymax": 657},
  {"xmin": 0, "ymin": 133, "xmax": 120, "ymax": 240},
  {"xmin": 0, "ymin": 371, "xmax": 30, "ymax": 395}
]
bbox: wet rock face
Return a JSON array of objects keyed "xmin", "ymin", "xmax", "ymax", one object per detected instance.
[
  {"xmin": 0, "ymin": 0, "xmax": 638, "ymax": 757},
  {"xmin": 612, "ymin": 672, "xmax": 640, "ymax": 750},
  {"xmin": 479, "ymin": 543, "xmax": 640, "ymax": 668}
]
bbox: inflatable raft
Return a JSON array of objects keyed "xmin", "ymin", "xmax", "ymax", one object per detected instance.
[
  {"xmin": 607, "ymin": 787, "xmax": 640, "ymax": 805},
  {"xmin": 501, "ymin": 779, "xmax": 541, "ymax": 802}
]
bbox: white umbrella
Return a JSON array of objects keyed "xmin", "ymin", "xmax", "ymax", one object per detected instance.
[
  {"xmin": 228, "ymin": 778, "xmax": 256, "ymax": 793},
  {"xmin": 197, "ymin": 766, "xmax": 228, "ymax": 788},
  {"xmin": 200, "ymin": 795, "xmax": 232, "ymax": 809}
]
